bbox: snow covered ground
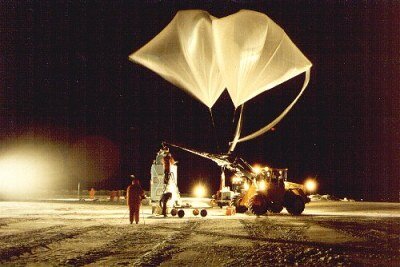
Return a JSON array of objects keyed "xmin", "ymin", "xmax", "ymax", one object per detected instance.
[{"xmin": 0, "ymin": 200, "xmax": 399, "ymax": 266}]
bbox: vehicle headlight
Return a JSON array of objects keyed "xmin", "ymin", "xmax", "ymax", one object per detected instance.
[
  {"xmin": 259, "ymin": 180, "xmax": 267, "ymax": 191},
  {"xmin": 243, "ymin": 182, "xmax": 249, "ymax": 191}
]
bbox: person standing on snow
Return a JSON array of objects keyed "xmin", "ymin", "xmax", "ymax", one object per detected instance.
[
  {"xmin": 126, "ymin": 176, "xmax": 145, "ymax": 224},
  {"xmin": 160, "ymin": 191, "xmax": 172, "ymax": 217}
]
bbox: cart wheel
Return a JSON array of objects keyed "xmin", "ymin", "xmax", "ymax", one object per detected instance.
[
  {"xmin": 178, "ymin": 209, "xmax": 185, "ymax": 218},
  {"xmin": 171, "ymin": 208, "xmax": 177, "ymax": 216},
  {"xmin": 200, "ymin": 209, "xmax": 207, "ymax": 217},
  {"xmin": 193, "ymin": 209, "xmax": 199, "ymax": 216}
]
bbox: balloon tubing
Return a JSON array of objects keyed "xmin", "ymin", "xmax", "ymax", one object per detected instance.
[
  {"xmin": 233, "ymin": 69, "xmax": 311, "ymax": 144},
  {"xmin": 228, "ymin": 104, "xmax": 244, "ymax": 153},
  {"xmin": 209, "ymin": 108, "xmax": 221, "ymax": 152}
]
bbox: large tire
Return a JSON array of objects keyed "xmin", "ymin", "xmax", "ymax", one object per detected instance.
[
  {"xmin": 286, "ymin": 196, "xmax": 305, "ymax": 215},
  {"xmin": 231, "ymin": 195, "xmax": 248, "ymax": 213},
  {"xmin": 249, "ymin": 194, "xmax": 269, "ymax": 216},
  {"xmin": 269, "ymin": 202, "xmax": 283, "ymax": 213},
  {"xmin": 236, "ymin": 205, "xmax": 248, "ymax": 213}
]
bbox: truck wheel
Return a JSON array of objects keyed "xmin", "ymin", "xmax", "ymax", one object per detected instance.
[
  {"xmin": 236, "ymin": 205, "xmax": 248, "ymax": 213},
  {"xmin": 193, "ymin": 209, "xmax": 199, "ymax": 216},
  {"xmin": 286, "ymin": 196, "xmax": 305, "ymax": 215},
  {"xmin": 249, "ymin": 194, "xmax": 269, "ymax": 216},
  {"xmin": 178, "ymin": 209, "xmax": 185, "ymax": 218},
  {"xmin": 231, "ymin": 195, "xmax": 248, "ymax": 213},
  {"xmin": 200, "ymin": 209, "xmax": 207, "ymax": 217},
  {"xmin": 269, "ymin": 202, "xmax": 283, "ymax": 213}
]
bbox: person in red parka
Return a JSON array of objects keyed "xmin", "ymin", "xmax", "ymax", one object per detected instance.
[
  {"xmin": 126, "ymin": 176, "xmax": 145, "ymax": 224},
  {"xmin": 163, "ymin": 151, "xmax": 175, "ymax": 185}
]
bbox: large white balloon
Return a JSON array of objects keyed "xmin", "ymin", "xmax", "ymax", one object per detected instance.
[
  {"xmin": 129, "ymin": 10, "xmax": 225, "ymax": 109},
  {"xmin": 213, "ymin": 9, "xmax": 312, "ymax": 108},
  {"xmin": 130, "ymin": 9, "xmax": 312, "ymax": 146}
]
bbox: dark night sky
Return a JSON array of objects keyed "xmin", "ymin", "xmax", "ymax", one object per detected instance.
[{"xmin": 0, "ymin": 0, "xmax": 399, "ymax": 201}]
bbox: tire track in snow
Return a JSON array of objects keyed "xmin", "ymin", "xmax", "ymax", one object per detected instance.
[
  {"xmin": 13, "ymin": 224, "xmax": 131, "ymax": 266},
  {"xmin": 0, "ymin": 225, "xmax": 64, "ymax": 251},
  {"xmin": 0, "ymin": 225, "xmax": 108, "ymax": 263},
  {"xmin": 0, "ymin": 218, "xmax": 39, "ymax": 228},
  {"xmin": 62, "ymin": 226, "xmax": 160, "ymax": 266},
  {"xmin": 237, "ymin": 218, "xmax": 352, "ymax": 266},
  {"xmin": 64, "ymin": 250, "xmax": 115, "ymax": 266},
  {"xmin": 236, "ymin": 219, "xmax": 278, "ymax": 266},
  {"xmin": 310, "ymin": 217, "xmax": 400, "ymax": 264},
  {"xmin": 312, "ymin": 217, "xmax": 399, "ymax": 247},
  {"xmin": 133, "ymin": 220, "xmax": 200, "ymax": 266},
  {"xmin": 62, "ymin": 221, "xmax": 201, "ymax": 266}
]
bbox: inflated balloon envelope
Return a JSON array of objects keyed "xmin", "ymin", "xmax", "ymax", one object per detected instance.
[
  {"xmin": 129, "ymin": 9, "xmax": 312, "ymax": 148},
  {"xmin": 211, "ymin": 10, "xmax": 312, "ymax": 145},
  {"xmin": 213, "ymin": 10, "xmax": 312, "ymax": 108},
  {"xmin": 129, "ymin": 10, "xmax": 224, "ymax": 109}
]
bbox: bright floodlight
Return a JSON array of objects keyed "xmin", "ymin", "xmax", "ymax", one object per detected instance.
[
  {"xmin": 0, "ymin": 155, "xmax": 38, "ymax": 193},
  {"xmin": 304, "ymin": 179, "xmax": 317, "ymax": 193},
  {"xmin": 193, "ymin": 184, "xmax": 206, "ymax": 198},
  {"xmin": 0, "ymin": 144, "xmax": 64, "ymax": 198}
]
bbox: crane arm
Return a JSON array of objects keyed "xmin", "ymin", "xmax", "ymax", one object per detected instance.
[{"xmin": 162, "ymin": 142, "xmax": 255, "ymax": 179}]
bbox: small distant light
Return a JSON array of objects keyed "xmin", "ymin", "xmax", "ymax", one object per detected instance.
[
  {"xmin": 259, "ymin": 180, "xmax": 267, "ymax": 191},
  {"xmin": 193, "ymin": 184, "xmax": 206, "ymax": 198},
  {"xmin": 304, "ymin": 179, "xmax": 317, "ymax": 193}
]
